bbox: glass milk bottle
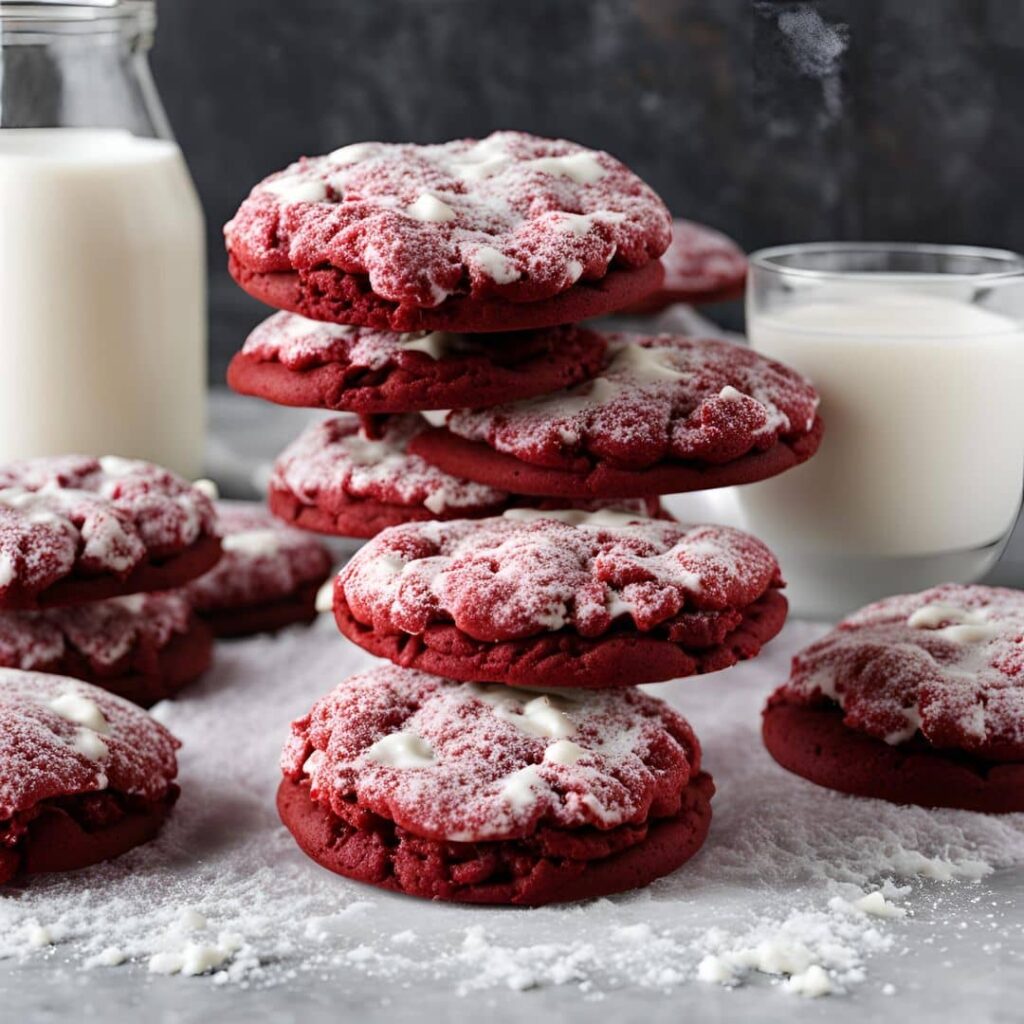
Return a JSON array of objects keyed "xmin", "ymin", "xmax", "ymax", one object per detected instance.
[
  {"xmin": 738, "ymin": 243, "xmax": 1024, "ymax": 619},
  {"xmin": 0, "ymin": 1, "xmax": 206, "ymax": 477}
]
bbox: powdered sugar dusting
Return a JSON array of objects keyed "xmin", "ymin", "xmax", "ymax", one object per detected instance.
[
  {"xmin": 446, "ymin": 334, "xmax": 819, "ymax": 471},
  {"xmin": 242, "ymin": 311, "xmax": 478, "ymax": 372},
  {"xmin": 271, "ymin": 415, "xmax": 507, "ymax": 516},
  {"xmin": 0, "ymin": 620, "xmax": 1021, "ymax": 1002},
  {"xmin": 0, "ymin": 669, "xmax": 178, "ymax": 820},
  {"xmin": 0, "ymin": 455, "xmax": 215, "ymax": 604},
  {"xmin": 0, "ymin": 593, "xmax": 193, "ymax": 674},
  {"xmin": 185, "ymin": 502, "xmax": 332, "ymax": 613},
  {"xmin": 777, "ymin": 585, "xmax": 1024, "ymax": 758},
  {"xmin": 338, "ymin": 515, "xmax": 781, "ymax": 642},
  {"xmin": 243, "ymin": 312, "xmax": 358, "ymax": 369},
  {"xmin": 281, "ymin": 665, "xmax": 698, "ymax": 841},
  {"xmin": 224, "ymin": 131, "xmax": 671, "ymax": 308}
]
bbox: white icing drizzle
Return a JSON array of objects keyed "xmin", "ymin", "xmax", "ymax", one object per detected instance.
[
  {"xmin": 499, "ymin": 765, "xmax": 543, "ymax": 812},
  {"xmin": 554, "ymin": 210, "xmax": 627, "ymax": 236},
  {"xmin": 399, "ymin": 332, "xmax": 452, "ymax": 359},
  {"xmin": 192, "ymin": 478, "xmax": 220, "ymax": 500},
  {"xmin": 907, "ymin": 602, "xmax": 983, "ymax": 629},
  {"xmin": 882, "ymin": 705, "xmax": 923, "ymax": 746},
  {"xmin": 470, "ymin": 246, "xmax": 520, "ymax": 284},
  {"xmin": 48, "ymin": 692, "xmax": 110, "ymax": 735},
  {"xmin": 543, "ymin": 739, "xmax": 588, "ymax": 765},
  {"xmin": 606, "ymin": 594, "xmax": 636, "ymax": 620},
  {"xmin": 97, "ymin": 456, "xmax": 138, "ymax": 478},
  {"xmin": 404, "ymin": 193, "xmax": 456, "ymax": 224},
  {"xmin": 934, "ymin": 623, "xmax": 1003, "ymax": 645},
  {"xmin": 418, "ymin": 409, "xmax": 450, "ymax": 428},
  {"xmin": 365, "ymin": 731, "xmax": 435, "ymax": 768},
  {"xmin": 361, "ymin": 553, "xmax": 408, "ymax": 584},
  {"xmin": 907, "ymin": 603, "xmax": 1001, "ymax": 645},
  {"xmin": 277, "ymin": 313, "xmax": 354, "ymax": 342},
  {"xmin": 327, "ymin": 142, "xmax": 379, "ymax": 165},
  {"xmin": 608, "ymin": 342, "xmax": 690, "ymax": 382},
  {"xmin": 72, "ymin": 727, "xmax": 110, "ymax": 763},
  {"xmin": 47, "ymin": 690, "xmax": 112, "ymax": 768},
  {"xmin": 263, "ymin": 176, "xmax": 328, "ymax": 203},
  {"xmin": 525, "ymin": 153, "xmax": 606, "ymax": 185},
  {"xmin": 580, "ymin": 791, "xmax": 614, "ymax": 823},
  {"xmin": 467, "ymin": 685, "xmax": 575, "ymax": 739},
  {"xmin": 718, "ymin": 385, "xmax": 747, "ymax": 401},
  {"xmin": 314, "ymin": 578, "xmax": 335, "ymax": 614},
  {"xmin": 447, "ymin": 136, "xmax": 513, "ymax": 181}
]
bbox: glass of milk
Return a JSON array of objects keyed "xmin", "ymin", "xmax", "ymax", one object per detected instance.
[
  {"xmin": 0, "ymin": 1, "xmax": 206, "ymax": 477},
  {"xmin": 739, "ymin": 243, "xmax": 1024, "ymax": 619}
]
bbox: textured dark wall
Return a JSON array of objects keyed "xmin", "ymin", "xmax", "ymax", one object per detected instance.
[{"xmin": 150, "ymin": 0, "xmax": 1024, "ymax": 380}]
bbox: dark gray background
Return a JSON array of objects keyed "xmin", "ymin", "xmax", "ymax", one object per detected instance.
[{"xmin": 149, "ymin": 0, "xmax": 1024, "ymax": 380}]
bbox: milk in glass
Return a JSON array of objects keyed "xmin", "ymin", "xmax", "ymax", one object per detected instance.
[{"xmin": 740, "ymin": 290, "xmax": 1024, "ymax": 616}]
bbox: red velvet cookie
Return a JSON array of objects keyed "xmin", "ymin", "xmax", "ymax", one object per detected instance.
[
  {"xmin": 623, "ymin": 218, "xmax": 748, "ymax": 313},
  {"xmin": 228, "ymin": 313, "xmax": 608, "ymax": 414},
  {"xmin": 408, "ymin": 334, "xmax": 822, "ymax": 499},
  {"xmin": 0, "ymin": 593, "xmax": 212, "ymax": 708},
  {"xmin": 0, "ymin": 670, "xmax": 180, "ymax": 884},
  {"xmin": 186, "ymin": 501, "xmax": 333, "ymax": 638},
  {"xmin": 225, "ymin": 131, "xmax": 671, "ymax": 332},
  {"xmin": 333, "ymin": 511, "xmax": 787, "ymax": 689},
  {"xmin": 763, "ymin": 584, "xmax": 1024, "ymax": 812},
  {"xmin": 270, "ymin": 416, "xmax": 669, "ymax": 539},
  {"xmin": 0, "ymin": 455, "xmax": 221, "ymax": 610},
  {"xmin": 269, "ymin": 415, "xmax": 510, "ymax": 538},
  {"xmin": 278, "ymin": 664, "xmax": 713, "ymax": 904}
]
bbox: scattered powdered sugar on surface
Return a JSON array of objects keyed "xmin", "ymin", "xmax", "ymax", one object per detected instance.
[
  {"xmin": 446, "ymin": 334, "xmax": 819, "ymax": 471},
  {"xmin": 659, "ymin": 218, "xmax": 748, "ymax": 296},
  {"xmin": 282, "ymin": 667, "xmax": 697, "ymax": 841},
  {"xmin": 338, "ymin": 514, "xmax": 780, "ymax": 641},
  {"xmin": 0, "ymin": 618, "xmax": 1022, "ymax": 1006},
  {"xmin": 0, "ymin": 593, "xmax": 193, "ymax": 673},
  {"xmin": 271, "ymin": 415, "xmax": 507, "ymax": 515},
  {"xmin": 777, "ymin": 584, "xmax": 1024, "ymax": 757},
  {"xmin": 185, "ymin": 501, "xmax": 332, "ymax": 612},
  {"xmin": 0, "ymin": 455, "xmax": 215, "ymax": 600},
  {"xmin": 1, "ymin": 618, "xmax": 1021, "ymax": 1006},
  {"xmin": 225, "ymin": 131, "xmax": 671, "ymax": 307}
]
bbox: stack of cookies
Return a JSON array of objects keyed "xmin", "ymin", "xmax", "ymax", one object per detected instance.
[
  {"xmin": 0, "ymin": 459, "xmax": 336, "ymax": 708},
  {"xmin": 0, "ymin": 456, "xmax": 222, "ymax": 707},
  {"xmin": 0, "ymin": 455, "xmax": 222, "ymax": 883},
  {"xmin": 0, "ymin": 465, "xmax": 335, "ymax": 888},
  {"xmin": 222, "ymin": 131, "xmax": 824, "ymax": 904}
]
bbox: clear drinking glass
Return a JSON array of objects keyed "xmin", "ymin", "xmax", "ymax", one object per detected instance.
[
  {"xmin": 0, "ymin": 1, "xmax": 206, "ymax": 477},
  {"xmin": 0, "ymin": 0, "xmax": 170, "ymax": 134},
  {"xmin": 738, "ymin": 243, "xmax": 1024, "ymax": 619}
]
